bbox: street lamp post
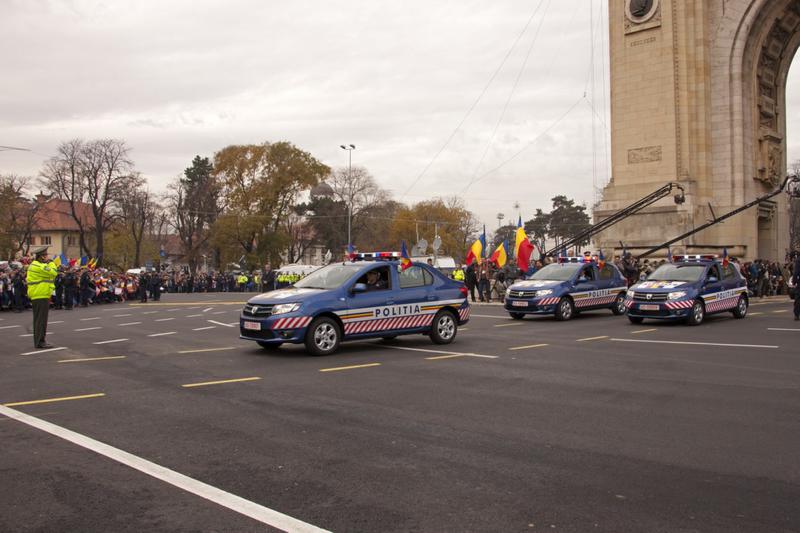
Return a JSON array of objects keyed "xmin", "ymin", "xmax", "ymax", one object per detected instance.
[
  {"xmin": 497, "ymin": 212, "xmax": 505, "ymax": 230},
  {"xmin": 340, "ymin": 144, "xmax": 356, "ymax": 247}
]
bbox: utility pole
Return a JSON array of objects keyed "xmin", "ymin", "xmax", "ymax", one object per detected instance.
[{"xmin": 339, "ymin": 144, "xmax": 356, "ymax": 247}]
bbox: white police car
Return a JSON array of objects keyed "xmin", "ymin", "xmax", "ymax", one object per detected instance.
[
  {"xmin": 240, "ymin": 252, "xmax": 470, "ymax": 355},
  {"xmin": 625, "ymin": 255, "xmax": 748, "ymax": 325},
  {"xmin": 504, "ymin": 257, "xmax": 628, "ymax": 320}
]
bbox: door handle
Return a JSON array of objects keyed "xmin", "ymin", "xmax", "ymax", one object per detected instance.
[
  {"xmin": 386, "ymin": 299, "xmax": 395, "ymax": 305},
  {"xmin": 427, "ymin": 295, "xmax": 437, "ymax": 301}
]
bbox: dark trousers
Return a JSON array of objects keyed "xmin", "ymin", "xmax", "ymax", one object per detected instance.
[
  {"xmin": 478, "ymin": 279, "xmax": 490, "ymax": 302},
  {"xmin": 32, "ymin": 299, "xmax": 49, "ymax": 347},
  {"xmin": 466, "ymin": 282, "xmax": 477, "ymax": 303},
  {"xmin": 54, "ymin": 287, "xmax": 63, "ymax": 309},
  {"xmin": 13, "ymin": 290, "xmax": 25, "ymax": 311},
  {"xmin": 64, "ymin": 288, "xmax": 76, "ymax": 309},
  {"xmin": 80, "ymin": 289, "xmax": 90, "ymax": 306},
  {"xmin": 794, "ymin": 294, "xmax": 800, "ymax": 318}
]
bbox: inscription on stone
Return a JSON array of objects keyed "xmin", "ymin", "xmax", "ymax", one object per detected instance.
[
  {"xmin": 627, "ymin": 145, "xmax": 662, "ymax": 164},
  {"xmin": 630, "ymin": 36, "xmax": 657, "ymax": 47}
]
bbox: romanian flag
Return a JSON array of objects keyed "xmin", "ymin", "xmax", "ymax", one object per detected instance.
[
  {"xmin": 346, "ymin": 243, "xmax": 356, "ymax": 261},
  {"xmin": 722, "ymin": 247, "xmax": 729, "ymax": 267},
  {"xmin": 80, "ymin": 256, "xmax": 88, "ymax": 267},
  {"xmin": 465, "ymin": 229, "xmax": 486, "ymax": 266},
  {"xmin": 400, "ymin": 241, "xmax": 413, "ymax": 271},
  {"xmin": 598, "ymin": 250, "xmax": 606, "ymax": 268},
  {"xmin": 490, "ymin": 241, "xmax": 508, "ymax": 268},
  {"xmin": 53, "ymin": 255, "xmax": 62, "ymax": 267},
  {"xmin": 514, "ymin": 219, "xmax": 534, "ymax": 271},
  {"xmin": 88, "ymin": 257, "xmax": 97, "ymax": 269}
]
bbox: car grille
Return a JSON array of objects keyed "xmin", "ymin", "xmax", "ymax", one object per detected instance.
[
  {"xmin": 633, "ymin": 293, "xmax": 668, "ymax": 302},
  {"xmin": 507, "ymin": 290, "xmax": 536, "ymax": 298},
  {"xmin": 242, "ymin": 304, "xmax": 273, "ymax": 317}
]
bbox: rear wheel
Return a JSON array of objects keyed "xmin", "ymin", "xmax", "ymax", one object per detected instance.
[
  {"xmin": 381, "ymin": 335, "xmax": 398, "ymax": 342},
  {"xmin": 509, "ymin": 312, "xmax": 525, "ymax": 320},
  {"xmin": 429, "ymin": 310, "xmax": 457, "ymax": 345},
  {"xmin": 554, "ymin": 298, "xmax": 574, "ymax": 321},
  {"xmin": 628, "ymin": 316, "xmax": 644, "ymax": 324},
  {"xmin": 304, "ymin": 317, "xmax": 341, "ymax": 355},
  {"xmin": 732, "ymin": 295, "xmax": 748, "ymax": 319},
  {"xmin": 257, "ymin": 341, "xmax": 282, "ymax": 350},
  {"xmin": 686, "ymin": 300, "xmax": 705, "ymax": 326},
  {"xmin": 611, "ymin": 293, "xmax": 627, "ymax": 315}
]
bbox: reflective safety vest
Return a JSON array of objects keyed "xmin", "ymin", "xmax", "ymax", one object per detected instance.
[
  {"xmin": 238, "ymin": 275, "xmax": 248, "ymax": 284},
  {"xmin": 26, "ymin": 260, "xmax": 57, "ymax": 300},
  {"xmin": 452, "ymin": 268, "xmax": 465, "ymax": 281}
]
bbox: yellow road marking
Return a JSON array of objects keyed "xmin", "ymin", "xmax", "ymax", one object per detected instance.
[
  {"xmin": 508, "ymin": 343, "xmax": 549, "ymax": 351},
  {"xmin": 129, "ymin": 301, "xmax": 246, "ymax": 307},
  {"xmin": 494, "ymin": 322, "xmax": 525, "ymax": 328},
  {"xmin": 3, "ymin": 393, "xmax": 105, "ymax": 407},
  {"xmin": 749, "ymin": 312, "xmax": 763, "ymax": 316},
  {"xmin": 319, "ymin": 363, "xmax": 381, "ymax": 373},
  {"xmin": 182, "ymin": 377, "xmax": 261, "ymax": 388},
  {"xmin": 577, "ymin": 335, "xmax": 609, "ymax": 342},
  {"xmin": 772, "ymin": 310, "xmax": 788, "ymax": 314},
  {"xmin": 177, "ymin": 347, "xmax": 238, "ymax": 354},
  {"xmin": 425, "ymin": 354, "xmax": 467, "ymax": 360},
  {"xmin": 58, "ymin": 356, "xmax": 126, "ymax": 363},
  {"xmin": 630, "ymin": 328, "xmax": 657, "ymax": 334},
  {"xmin": 459, "ymin": 327, "xmax": 469, "ymax": 331}
]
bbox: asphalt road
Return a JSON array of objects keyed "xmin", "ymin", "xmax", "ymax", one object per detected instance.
[{"xmin": 1, "ymin": 293, "xmax": 799, "ymax": 532}]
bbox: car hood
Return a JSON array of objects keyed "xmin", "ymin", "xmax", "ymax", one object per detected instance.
[
  {"xmin": 247, "ymin": 287, "xmax": 329, "ymax": 304},
  {"xmin": 631, "ymin": 280, "xmax": 693, "ymax": 293},
  {"xmin": 509, "ymin": 279, "xmax": 565, "ymax": 290}
]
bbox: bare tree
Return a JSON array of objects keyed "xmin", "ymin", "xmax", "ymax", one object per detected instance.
[
  {"xmin": 0, "ymin": 175, "xmax": 41, "ymax": 260},
  {"xmin": 40, "ymin": 138, "xmax": 136, "ymax": 265},
  {"xmin": 120, "ymin": 176, "xmax": 157, "ymax": 267}
]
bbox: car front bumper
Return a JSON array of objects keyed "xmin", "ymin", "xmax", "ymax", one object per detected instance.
[
  {"xmin": 625, "ymin": 299, "xmax": 693, "ymax": 319},
  {"xmin": 239, "ymin": 314, "xmax": 311, "ymax": 344}
]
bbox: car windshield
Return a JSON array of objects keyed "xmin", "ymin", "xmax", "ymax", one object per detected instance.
[
  {"xmin": 293, "ymin": 264, "xmax": 359, "ymax": 290},
  {"xmin": 647, "ymin": 264, "xmax": 706, "ymax": 282},
  {"xmin": 528, "ymin": 263, "xmax": 581, "ymax": 281}
]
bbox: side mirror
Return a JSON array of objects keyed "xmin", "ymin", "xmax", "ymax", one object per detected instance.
[{"xmin": 352, "ymin": 283, "xmax": 368, "ymax": 293}]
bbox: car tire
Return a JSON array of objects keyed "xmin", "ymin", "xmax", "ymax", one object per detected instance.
[
  {"xmin": 732, "ymin": 295, "xmax": 748, "ymax": 319},
  {"xmin": 554, "ymin": 297, "xmax": 574, "ymax": 321},
  {"xmin": 257, "ymin": 341, "xmax": 282, "ymax": 350},
  {"xmin": 686, "ymin": 300, "xmax": 705, "ymax": 326},
  {"xmin": 429, "ymin": 310, "xmax": 458, "ymax": 345},
  {"xmin": 304, "ymin": 317, "xmax": 341, "ymax": 356},
  {"xmin": 381, "ymin": 335, "xmax": 398, "ymax": 342},
  {"xmin": 509, "ymin": 312, "xmax": 525, "ymax": 320},
  {"xmin": 628, "ymin": 316, "xmax": 644, "ymax": 324},
  {"xmin": 611, "ymin": 292, "xmax": 627, "ymax": 315}
]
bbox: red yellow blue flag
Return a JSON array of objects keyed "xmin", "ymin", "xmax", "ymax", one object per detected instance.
[{"xmin": 400, "ymin": 241, "xmax": 413, "ymax": 271}]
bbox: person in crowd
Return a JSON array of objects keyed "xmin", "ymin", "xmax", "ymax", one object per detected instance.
[{"xmin": 465, "ymin": 261, "xmax": 478, "ymax": 303}]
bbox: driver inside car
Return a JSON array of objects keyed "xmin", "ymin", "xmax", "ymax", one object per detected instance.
[{"xmin": 365, "ymin": 269, "xmax": 387, "ymax": 291}]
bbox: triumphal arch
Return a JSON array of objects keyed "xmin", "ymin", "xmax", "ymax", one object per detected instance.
[{"xmin": 596, "ymin": 0, "xmax": 799, "ymax": 260}]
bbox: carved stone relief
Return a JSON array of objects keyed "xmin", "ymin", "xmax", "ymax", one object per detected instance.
[{"xmin": 624, "ymin": 0, "xmax": 661, "ymax": 34}]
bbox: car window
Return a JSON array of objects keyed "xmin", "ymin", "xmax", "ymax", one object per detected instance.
[
  {"xmin": 577, "ymin": 265, "xmax": 594, "ymax": 282},
  {"xmin": 294, "ymin": 263, "xmax": 359, "ymax": 289},
  {"xmin": 354, "ymin": 266, "xmax": 391, "ymax": 291},
  {"xmin": 529, "ymin": 263, "xmax": 581, "ymax": 281},
  {"xmin": 399, "ymin": 266, "xmax": 432, "ymax": 289},
  {"xmin": 598, "ymin": 265, "xmax": 615, "ymax": 280},
  {"xmin": 721, "ymin": 263, "xmax": 737, "ymax": 280},
  {"xmin": 706, "ymin": 265, "xmax": 721, "ymax": 281}
]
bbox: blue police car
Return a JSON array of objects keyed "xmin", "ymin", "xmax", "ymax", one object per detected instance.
[
  {"xmin": 240, "ymin": 252, "xmax": 470, "ymax": 355},
  {"xmin": 625, "ymin": 255, "xmax": 748, "ymax": 325},
  {"xmin": 504, "ymin": 257, "xmax": 628, "ymax": 320}
]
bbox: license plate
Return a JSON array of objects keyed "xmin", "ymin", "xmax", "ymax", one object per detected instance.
[
  {"xmin": 243, "ymin": 321, "xmax": 261, "ymax": 331},
  {"xmin": 512, "ymin": 301, "xmax": 528, "ymax": 307},
  {"xmin": 639, "ymin": 304, "xmax": 659, "ymax": 311}
]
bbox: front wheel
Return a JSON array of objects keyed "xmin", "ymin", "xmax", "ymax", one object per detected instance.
[
  {"xmin": 304, "ymin": 317, "xmax": 341, "ymax": 356},
  {"xmin": 611, "ymin": 293, "xmax": 627, "ymax": 315},
  {"xmin": 554, "ymin": 298, "xmax": 574, "ymax": 321},
  {"xmin": 429, "ymin": 310, "xmax": 458, "ymax": 345},
  {"xmin": 732, "ymin": 295, "xmax": 748, "ymax": 319},
  {"xmin": 509, "ymin": 312, "xmax": 525, "ymax": 320},
  {"xmin": 686, "ymin": 300, "xmax": 705, "ymax": 326}
]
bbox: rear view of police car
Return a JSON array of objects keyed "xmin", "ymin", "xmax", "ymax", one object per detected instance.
[
  {"xmin": 504, "ymin": 257, "xmax": 628, "ymax": 321},
  {"xmin": 240, "ymin": 252, "xmax": 470, "ymax": 355},
  {"xmin": 625, "ymin": 255, "xmax": 748, "ymax": 325}
]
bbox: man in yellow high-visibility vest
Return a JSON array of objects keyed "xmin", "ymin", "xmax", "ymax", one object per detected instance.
[{"xmin": 26, "ymin": 246, "xmax": 57, "ymax": 349}]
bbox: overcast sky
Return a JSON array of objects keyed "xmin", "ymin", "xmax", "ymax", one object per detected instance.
[{"xmin": 2, "ymin": 0, "xmax": 799, "ymax": 236}]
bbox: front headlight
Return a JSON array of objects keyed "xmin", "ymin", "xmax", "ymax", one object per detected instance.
[
  {"xmin": 536, "ymin": 289, "xmax": 553, "ymax": 296},
  {"xmin": 272, "ymin": 303, "xmax": 301, "ymax": 315},
  {"xmin": 627, "ymin": 290, "xmax": 635, "ymax": 299},
  {"xmin": 667, "ymin": 291, "xmax": 687, "ymax": 300}
]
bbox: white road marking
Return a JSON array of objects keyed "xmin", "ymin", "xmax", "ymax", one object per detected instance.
[
  {"xmin": 148, "ymin": 331, "xmax": 177, "ymax": 337},
  {"xmin": 610, "ymin": 338, "xmax": 779, "ymax": 349},
  {"xmin": 186, "ymin": 314, "xmax": 202, "ymax": 318},
  {"xmin": 212, "ymin": 311, "xmax": 227, "ymax": 315},
  {"xmin": 118, "ymin": 322, "xmax": 142, "ymax": 326},
  {"xmin": 192, "ymin": 326, "xmax": 216, "ymax": 331},
  {"xmin": 155, "ymin": 318, "xmax": 175, "ymax": 322},
  {"xmin": 93, "ymin": 338, "xmax": 128, "ymax": 345},
  {"xmin": 470, "ymin": 314, "xmax": 508, "ymax": 319},
  {"xmin": 382, "ymin": 345, "xmax": 498, "ymax": 359},
  {"xmin": 767, "ymin": 328, "xmax": 800, "ymax": 332},
  {"xmin": 0, "ymin": 405, "xmax": 330, "ymax": 533},
  {"xmin": 207, "ymin": 320, "xmax": 237, "ymax": 327},
  {"xmin": 142, "ymin": 311, "xmax": 158, "ymax": 315},
  {"xmin": 113, "ymin": 314, "xmax": 132, "ymax": 317},
  {"xmin": 80, "ymin": 317, "xmax": 101, "ymax": 321},
  {"xmin": 493, "ymin": 322, "xmax": 524, "ymax": 328},
  {"xmin": 202, "ymin": 307, "xmax": 213, "ymax": 313},
  {"xmin": 0, "ymin": 325, "xmax": 21, "ymax": 329},
  {"xmin": 177, "ymin": 347, "xmax": 237, "ymax": 354},
  {"xmin": 166, "ymin": 308, "xmax": 180, "ymax": 312},
  {"xmin": 577, "ymin": 336, "xmax": 609, "ymax": 342},
  {"xmin": 20, "ymin": 346, "xmax": 68, "ymax": 356},
  {"xmin": 508, "ymin": 343, "xmax": 549, "ymax": 351},
  {"xmin": 49, "ymin": 320, "xmax": 64, "ymax": 324},
  {"xmin": 74, "ymin": 327, "xmax": 102, "ymax": 332}
]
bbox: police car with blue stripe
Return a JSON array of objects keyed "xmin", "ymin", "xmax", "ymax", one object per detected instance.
[
  {"xmin": 504, "ymin": 256, "xmax": 628, "ymax": 320},
  {"xmin": 625, "ymin": 254, "xmax": 748, "ymax": 325},
  {"xmin": 240, "ymin": 252, "xmax": 470, "ymax": 355}
]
